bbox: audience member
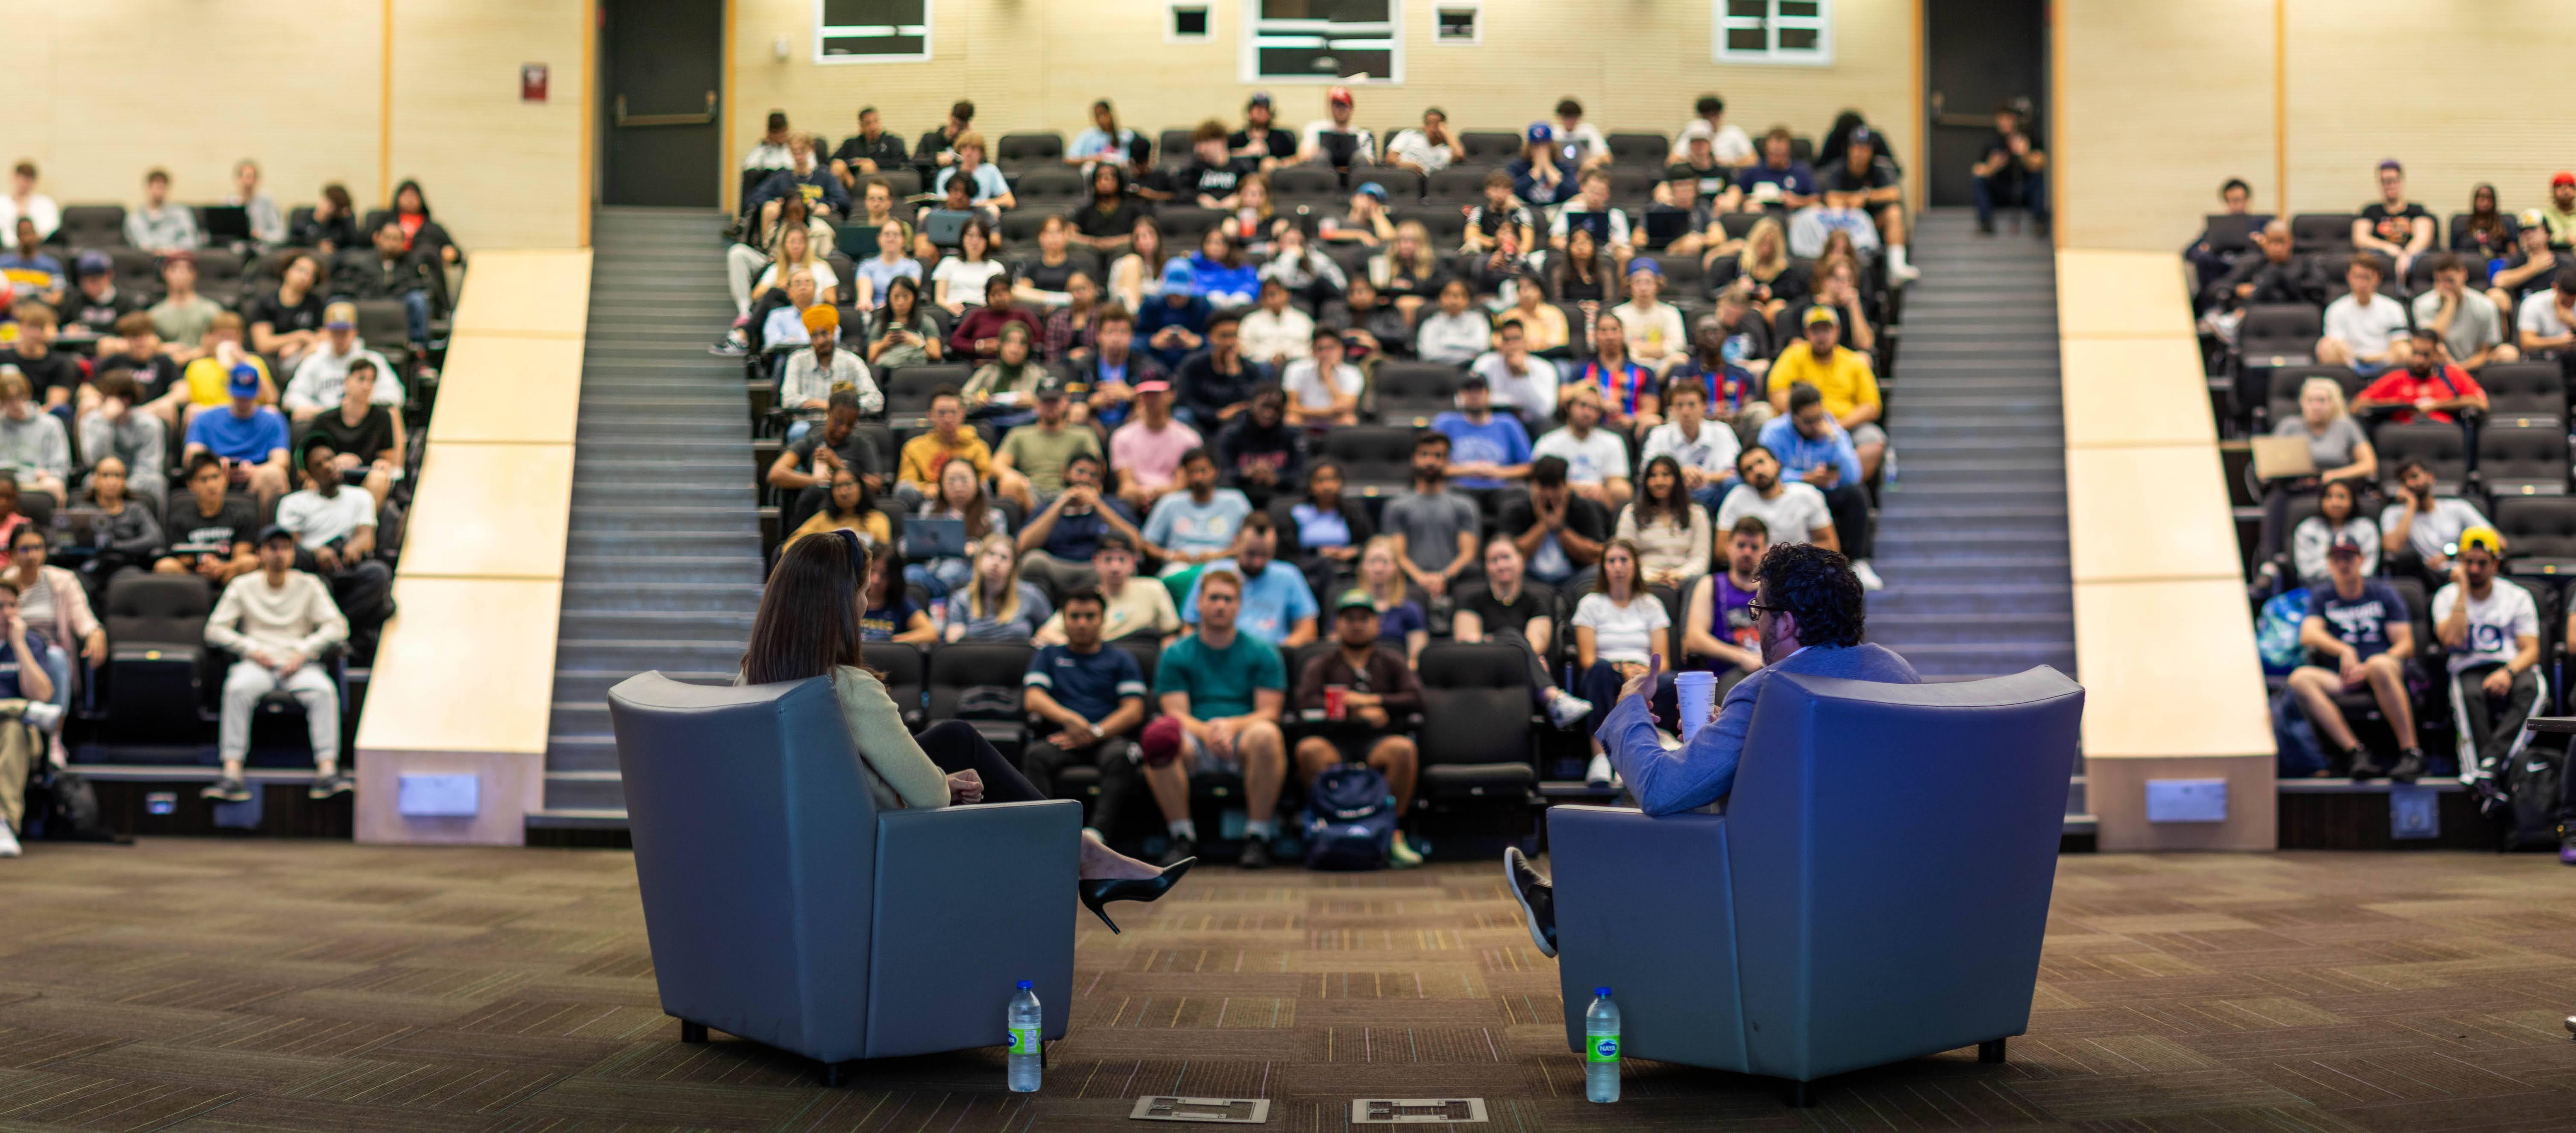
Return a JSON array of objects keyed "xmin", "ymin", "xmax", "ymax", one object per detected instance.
[
  {"xmin": 931, "ymin": 219, "xmax": 1006, "ymax": 314},
  {"xmin": 2262, "ymin": 376, "xmax": 2376, "ymax": 564},
  {"xmin": 2434, "ymin": 528, "xmax": 2541, "ymax": 793},
  {"xmin": 1298, "ymin": 86, "xmax": 1377, "ymax": 170},
  {"xmin": 1240, "ymin": 278, "xmax": 1314, "ymax": 369},
  {"xmin": 1646, "ymin": 368, "xmax": 1746, "ymax": 512},
  {"xmin": 952, "ymin": 282, "xmax": 1042, "ymax": 370},
  {"xmin": 2286, "ymin": 534, "xmax": 2422, "ymax": 780},
  {"xmin": 1173, "ymin": 310, "xmax": 1262, "ymax": 429},
  {"xmin": 1571, "ymin": 539, "xmax": 1669, "ymax": 779},
  {"xmin": 1181, "ymin": 514, "xmax": 1318, "ymax": 648},
  {"xmin": 247, "ymin": 252, "xmax": 327, "ymax": 370},
  {"xmin": 2288, "ymin": 479, "xmax": 2379, "ymax": 587},
  {"xmin": 2453, "ymin": 183, "xmax": 2518, "ymax": 262},
  {"xmin": 1, "ymin": 305, "xmax": 76, "ymax": 407},
  {"xmin": 293, "ymin": 359, "xmax": 405, "ymax": 512},
  {"xmin": 1077, "ymin": 304, "xmax": 1160, "ymax": 425},
  {"xmin": 1767, "ymin": 306, "xmax": 1885, "ymax": 478},
  {"xmin": 896, "ymin": 388, "xmax": 1016, "ymax": 509},
  {"xmin": 1334, "ymin": 278, "xmax": 1412, "ymax": 360},
  {"xmin": 274, "ymin": 440, "xmax": 392, "ymax": 653},
  {"xmin": 910, "ymin": 458, "xmax": 1012, "ymax": 595},
  {"xmin": 1141, "ymin": 566, "xmax": 1288, "ymax": 868},
  {"xmin": 149, "ymin": 253, "xmax": 225, "ymax": 362},
  {"xmin": 858, "ymin": 542, "xmax": 937, "ymax": 643},
  {"xmin": 913, "ymin": 101, "xmax": 975, "ymax": 175},
  {"xmin": 1549, "ymin": 169, "xmax": 1634, "ymax": 265},
  {"xmin": 1673, "ymin": 94, "xmax": 1756, "ymax": 166},
  {"xmin": 124, "ymin": 169, "xmax": 200, "ymax": 252},
  {"xmin": 1470, "ymin": 321, "xmax": 1560, "ymax": 424},
  {"xmin": 0, "ymin": 220, "xmax": 62, "ymax": 307},
  {"xmin": 1738, "ymin": 128, "xmax": 1819, "ymax": 212},
  {"xmin": 784, "ymin": 465, "xmax": 891, "ymax": 550},
  {"xmin": 0, "ymin": 162, "xmax": 58, "ymax": 242},
  {"xmin": 1381, "ymin": 430, "xmax": 1480, "ymax": 603},
  {"xmin": 866, "ymin": 277, "xmax": 945, "ymax": 369},
  {"xmin": 0, "ymin": 574, "xmax": 60, "ymax": 855},
  {"xmin": 1502, "ymin": 456, "xmax": 1610, "ymax": 589},
  {"xmin": 743, "ymin": 110, "xmax": 797, "ymax": 173},
  {"xmin": 1618, "ymin": 454, "xmax": 1713, "ymax": 591},
  {"xmin": 2353, "ymin": 160, "xmax": 2435, "ymax": 281},
  {"xmin": 1142, "ymin": 447, "xmax": 1250, "ymax": 583},
  {"xmin": 946, "ymin": 534, "xmax": 1051, "ymax": 643},
  {"xmin": 1187, "ymin": 228, "xmax": 1260, "ymax": 308},
  {"xmin": 1432, "ymin": 373, "xmax": 1534, "ymax": 495},
  {"xmin": 1111, "ymin": 381, "xmax": 1201, "ymax": 509},
  {"xmin": 2409, "ymin": 254, "xmax": 2514, "ymax": 370},
  {"xmin": 1610, "ymin": 261, "xmax": 1687, "ymax": 378},
  {"xmin": 0, "ymin": 372, "xmax": 67, "ymax": 503},
  {"xmin": 1277, "ymin": 460, "xmax": 1371, "ymax": 598},
  {"xmin": 2354, "ymin": 327, "xmax": 2486, "ymax": 423},
  {"xmin": 1732, "ymin": 218, "xmax": 1807, "ymax": 315},
  {"xmin": 343, "ymin": 223, "xmax": 440, "ymax": 353},
  {"xmin": 1138, "ymin": 260, "xmax": 1211, "ymax": 371},
  {"xmin": 1020, "ymin": 583, "xmax": 1149, "ymax": 811},
  {"xmin": 3, "ymin": 524, "xmax": 99, "ymax": 711},
  {"xmin": 1754, "ymin": 386, "xmax": 1877, "ymax": 588},
  {"xmin": 2212, "ymin": 221, "xmax": 2324, "ymax": 313},
  {"xmin": 1281, "ymin": 328, "xmax": 1362, "ymax": 427},
  {"xmin": 1452, "ymin": 535, "xmax": 1592, "ymax": 728},
  {"xmin": 1257, "ymin": 226, "xmax": 1347, "ymax": 311},
  {"xmin": 831, "ymin": 106, "xmax": 911, "ymax": 186},
  {"xmin": 1533, "ymin": 385, "xmax": 1634, "ymax": 511},
  {"xmin": 2514, "ymin": 268, "xmax": 2576, "ymax": 362},
  {"xmin": 766, "ymin": 393, "xmax": 882, "ymax": 533},
  {"xmin": 76, "ymin": 372, "xmax": 169, "ymax": 508},
  {"xmin": 780, "ymin": 308, "xmax": 881, "ymax": 438},
  {"xmin": 1816, "ymin": 127, "xmax": 1913, "ymax": 280},
  {"xmin": 64, "ymin": 254, "xmax": 135, "ymax": 342},
  {"xmin": 1034, "ymin": 531, "xmax": 1178, "ymax": 645},
  {"xmin": 2318, "ymin": 254, "xmax": 2411, "ymax": 372},
  {"xmin": 73, "ymin": 457, "xmax": 164, "ymax": 580},
  {"xmin": 1683, "ymin": 517, "xmax": 1769, "ymax": 694},
  {"xmin": 1352, "ymin": 536, "xmax": 1429, "ymax": 664},
  {"xmin": 1716, "ymin": 445, "xmax": 1836, "ymax": 550},
  {"xmin": 1971, "ymin": 105, "xmax": 2047, "ymax": 235},
  {"xmin": 1415, "ymin": 278, "xmax": 1490, "ymax": 368},
  {"xmin": 1182, "ymin": 120, "xmax": 1260, "ymax": 208},
  {"xmin": 1040, "ymin": 274, "xmax": 1102, "ymax": 363},
  {"xmin": 1572, "ymin": 313, "xmax": 1656, "ymax": 433},
  {"xmin": 2380, "ymin": 459, "xmax": 2487, "ymax": 584},
  {"xmin": 1549, "ymin": 98, "xmax": 1611, "ymax": 169},
  {"xmin": 200, "ymin": 526, "xmax": 348, "ymax": 804},
  {"xmin": 1214, "ymin": 386, "xmax": 1306, "ymax": 506},
  {"xmin": 1464, "ymin": 172, "xmax": 1539, "ymax": 255},
  {"xmin": 750, "ymin": 134, "xmax": 851, "ymax": 221},
  {"xmin": 1293, "ymin": 589, "xmax": 1424, "ymax": 868},
  {"xmin": 2185, "ymin": 179, "xmax": 2268, "ymax": 293},
  {"xmin": 290, "ymin": 184, "xmax": 362, "ymax": 255},
  {"xmin": 154, "ymin": 453, "xmax": 258, "ymax": 583},
  {"xmin": 281, "ymin": 305, "xmax": 403, "ymax": 423},
  {"xmin": 1230, "ymin": 93, "xmax": 1298, "ymax": 165}
]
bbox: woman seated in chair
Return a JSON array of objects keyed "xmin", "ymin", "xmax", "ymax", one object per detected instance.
[{"xmin": 742, "ymin": 530, "xmax": 1189, "ymax": 928}]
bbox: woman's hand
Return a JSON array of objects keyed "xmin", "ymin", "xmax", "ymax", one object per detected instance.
[{"xmin": 947, "ymin": 769, "xmax": 984, "ymax": 805}]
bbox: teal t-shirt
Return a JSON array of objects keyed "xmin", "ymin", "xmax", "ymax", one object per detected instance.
[{"xmin": 1151, "ymin": 631, "xmax": 1286, "ymax": 719}]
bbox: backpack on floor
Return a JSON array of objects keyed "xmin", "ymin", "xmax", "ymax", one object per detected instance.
[
  {"xmin": 2496, "ymin": 738, "xmax": 2568, "ymax": 851},
  {"xmin": 2254, "ymin": 588, "xmax": 2309, "ymax": 676},
  {"xmin": 22, "ymin": 763, "xmax": 128, "ymax": 844},
  {"xmin": 1302, "ymin": 764, "xmax": 1396, "ymax": 871}
]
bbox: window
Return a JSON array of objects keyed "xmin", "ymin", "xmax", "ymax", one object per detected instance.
[
  {"xmin": 1241, "ymin": 0, "xmax": 1402, "ymax": 84},
  {"xmin": 1169, "ymin": 3, "xmax": 1212, "ymax": 41},
  {"xmin": 816, "ymin": 0, "xmax": 930, "ymax": 63},
  {"xmin": 1714, "ymin": 0, "xmax": 1831, "ymax": 65},
  {"xmin": 1434, "ymin": 3, "xmax": 1479, "ymax": 44}
]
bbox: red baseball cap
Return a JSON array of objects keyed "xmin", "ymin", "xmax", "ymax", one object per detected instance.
[
  {"xmin": 2554, "ymin": 171, "xmax": 2575, "ymax": 188},
  {"xmin": 1326, "ymin": 85, "xmax": 1353, "ymax": 106}
]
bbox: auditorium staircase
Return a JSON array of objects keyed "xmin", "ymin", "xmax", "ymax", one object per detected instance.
[
  {"xmin": 530, "ymin": 208, "xmax": 761, "ymax": 829},
  {"xmin": 1866, "ymin": 208, "xmax": 2087, "ymax": 826}
]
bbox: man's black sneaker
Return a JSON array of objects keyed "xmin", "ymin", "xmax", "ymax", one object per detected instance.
[
  {"xmin": 1975, "ymin": 219, "xmax": 1996, "ymax": 236},
  {"xmin": 2387, "ymin": 749, "xmax": 2426, "ymax": 783},
  {"xmin": 2348, "ymin": 749, "xmax": 2387, "ymax": 781},
  {"xmin": 309, "ymin": 772, "xmax": 355, "ymax": 800},
  {"xmin": 1155, "ymin": 835, "xmax": 1197, "ymax": 869},
  {"xmin": 1238, "ymin": 837, "xmax": 1272, "ymax": 870},
  {"xmin": 200, "ymin": 777, "xmax": 251, "ymax": 803},
  {"xmin": 1503, "ymin": 847, "xmax": 1558, "ymax": 958},
  {"xmin": 2471, "ymin": 776, "xmax": 2510, "ymax": 819}
]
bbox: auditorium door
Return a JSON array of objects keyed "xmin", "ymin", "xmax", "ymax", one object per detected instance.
[
  {"xmin": 1923, "ymin": 0, "xmax": 2046, "ymax": 208},
  {"xmin": 601, "ymin": 0, "xmax": 725, "ymax": 208}
]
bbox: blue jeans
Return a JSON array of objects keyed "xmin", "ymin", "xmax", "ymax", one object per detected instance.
[
  {"xmin": 399, "ymin": 289, "xmax": 431, "ymax": 346},
  {"xmin": 1690, "ymin": 483, "xmax": 1730, "ymax": 513},
  {"xmin": 1973, "ymin": 170, "xmax": 2048, "ymax": 227}
]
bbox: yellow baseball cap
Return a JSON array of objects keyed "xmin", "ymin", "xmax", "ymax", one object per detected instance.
[
  {"xmin": 1801, "ymin": 305, "xmax": 1840, "ymax": 328},
  {"xmin": 2458, "ymin": 526, "xmax": 2506, "ymax": 556}
]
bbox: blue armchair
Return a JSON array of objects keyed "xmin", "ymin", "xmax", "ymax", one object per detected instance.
[
  {"xmin": 607, "ymin": 672, "xmax": 1083, "ymax": 1084},
  {"xmin": 1548, "ymin": 667, "xmax": 2083, "ymax": 1104}
]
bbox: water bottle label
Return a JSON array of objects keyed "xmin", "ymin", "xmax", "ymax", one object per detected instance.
[
  {"xmin": 1587, "ymin": 1035, "xmax": 1620, "ymax": 1063},
  {"xmin": 1010, "ymin": 1026, "xmax": 1040, "ymax": 1055}
]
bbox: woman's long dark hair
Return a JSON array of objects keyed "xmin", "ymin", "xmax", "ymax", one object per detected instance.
[
  {"xmin": 874, "ymin": 276, "xmax": 922, "ymax": 334},
  {"xmin": 743, "ymin": 531, "xmax": 868, "ymax": 685},
  {"xmin": 393, "ymin": 179, "xmax": 433, "ymax": 219},
  {"xmin": 2467, "ymin": 182, "xmax": 2506, "ymax": 238},
  {"xmin": 1090, "ymin": 162, "xmax": 1129, "ymax": 209},
  {"xmin": 1634, "ymin": 455, "xmax": 1689, "ymax": 531},
  {"xmin": 823, "ymin": 465, "xmax": 876, "ymax": 523}
]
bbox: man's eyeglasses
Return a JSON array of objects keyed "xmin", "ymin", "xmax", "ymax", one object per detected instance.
[{"xmin": 1746, "ymin": 599, "xmax": 1787, "ymax": 617}]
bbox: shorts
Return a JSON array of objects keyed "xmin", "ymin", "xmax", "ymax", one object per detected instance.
[
  {"xmin": 1848, "ymin": 421, "xmax": 1887, "ymax": 448},
  {"xmin": 1181, "ymin": 731, "xmax": 1230, "ymax": 774}
]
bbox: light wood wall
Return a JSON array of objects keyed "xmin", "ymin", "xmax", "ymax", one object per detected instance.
[
  {"xmin": 729, "ymin": 0, "xmax": 1920, "ymax": 207},
  {"xmin": 2060, "ymin": 0, "xmax": 2576, "ymax": 252},
  {"xmin": 2, "ymin": 0, "xmax": 587, "ymax": 252}
]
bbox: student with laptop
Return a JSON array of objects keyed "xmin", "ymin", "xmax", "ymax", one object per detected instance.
[
  {"xmin": 1548, "ymin": 169, "xmax": 1634, "ymax": 269},
  {"xmin": 2259, "ymin": 376, "xmax": 2378, "ymax": 567}
]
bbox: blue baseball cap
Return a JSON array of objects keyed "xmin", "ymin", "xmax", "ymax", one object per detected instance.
[
  {"xmin": 1157, "ymin": 259, "xmax": 1197, "ymax": 296},
  {"xmin": 227, "ymin": 363, "xmax": 261, "ymax": 398},
  {"xmin": 73, "ymin": 251, "xmax": 112, "ymax": 277},
  {"xmin": 1355, "ymin": 182, "xmax": 1388, "ymax": 202},
  {"xmin": 1626, "ymin": 258, "xmax": 1663, "ymax": 278},
  {"xmin": 1525, "ymin": 122, "xmax": 1553, "ymax": 143}
]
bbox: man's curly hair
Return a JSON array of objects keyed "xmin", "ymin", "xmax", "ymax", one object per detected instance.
[{"xmin": 1758, "ymin": 542, "xmax": 1864, "ymax": 647}]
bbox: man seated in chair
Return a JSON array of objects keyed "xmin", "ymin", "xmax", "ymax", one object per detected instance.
[
  {"xmin": 200, "ymin": 526, "xmax": 350, "ymax": 806},
  {"xmin": 1501, "ymin": 542, "xmax": 1917, "ymax": 957}
]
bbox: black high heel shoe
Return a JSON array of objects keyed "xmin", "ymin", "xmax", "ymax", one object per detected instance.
[{"xmin": 1078, "ymin": 858, "xmax": 1194, "ymax": 934}]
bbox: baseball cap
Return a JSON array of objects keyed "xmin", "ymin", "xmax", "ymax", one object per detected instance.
[
  {"xmin": 802, "ymin": 304, "xmax": 840, "ymax": 333},
  {"xmin": 159, "ymin": 248, "xmax": 195, "ymax": 267},
  {"xmin": 1626, "ymin": 258, "xmax": 1663, "ymax": 278},
  {"xmin": 1526, "ymin": 122, "xmax": 1553, "ymax": 143},
  {"xmin": 1326, "ymin": 85, "xmax": 1353, "ymax": 106},
  {"xmin": 1458, "ymin": 371, "xmax": 1490, "ymax": 389},
  {"xmin": 2376, "ymin": 158, "xmax": 2403, "ymax": 174},
  {"xmin": 2327, "ymin": 535, "xmax": 2365, "ymax": 559},
  {"xmin": 1157, "ymin": 259, "xmax": 1197, "ymax": 296},
  {"xmin": 1033, "ymin": 373, "xmax": 1067, "ymax": 399},
  {"xmin": 2458, "ymin": 526, "xmax": 2506, "ymax": 555},
  {"xmin": 1355, "ymin": 182, "xmax": 1388, "ymax": 202},
  {"xmin": 323, "ymin": 300, "xmax": 358, "ymax": 330},
  {"xmin": 1139, "ymin": 716, "xmax": 1185, "ymax": 767},
  {"xmin": 1247, "ymin": 91, "xmax": 1273, "ymax": 108},
  {"xmin": 1680, "ymin": 120, "xmax": 1714, "ymax": 143},
  {"xmin": 226, "ymin": 362, "xmax": 262, "ymax": 398},
  {"xmin": 73, "ymin": 251, "xmax": 111, "ymax": 277},
  {"xmin": 2555, "ymin": 172, "xmax": 2575, "ymax": 188},
  {"xmin": 1847, "ymin": 126, "xmax": 1876, "ymax": 147},
  {"xmin": 255, "ymin": 524, "xmax": 296, "ymax": 547},
  {"xmin": 1334, "ymin": 588, "xmax": 1376, "ymax": 613},
  {"xmin": 1133, "ymin": 379, "xmax": 1171, "ymax": 395},
  {"xmin": 1802, "ymin": 306, "xmax": 1841, "ymax": 328}
]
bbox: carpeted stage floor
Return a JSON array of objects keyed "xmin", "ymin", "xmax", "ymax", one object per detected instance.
[{"xmin": 0, "ymin": 843, "xmax": 2571, "ymax": 1131}]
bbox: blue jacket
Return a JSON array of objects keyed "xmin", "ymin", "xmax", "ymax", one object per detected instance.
[
  {"xmin": 1506, "ymin": 155, "xmax": 1578, "ymax": 208},
  {"xmin": 1756, "ymin": 414, "xmax": 1864, "ymax": 489},
  {"xmin": 1599, "ymin": 642, "xmax": 1919, "ymax": 815},
  {"xmin": 1136, "ymin": 293, "xmax": 1213, "ymax": 371}
]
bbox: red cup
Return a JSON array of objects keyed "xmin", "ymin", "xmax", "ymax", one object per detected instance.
[{"xmin": 1324, "ymin": 685, "xmax": 1347, "ymax": 720}]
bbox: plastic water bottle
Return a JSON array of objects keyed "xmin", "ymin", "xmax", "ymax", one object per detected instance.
[
  {"xmin": 1584, "ymin": 987, "xmax": 1620, "ymax": 1103},
  {"xmin": 1007, "ymin": 980, "xmax": 1042, "ymax": 1092}
]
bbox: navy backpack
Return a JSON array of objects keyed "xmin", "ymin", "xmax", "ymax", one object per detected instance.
[{"xmin": 1302, "ymin": 764, "xmax": 1397, "ymax": 870}]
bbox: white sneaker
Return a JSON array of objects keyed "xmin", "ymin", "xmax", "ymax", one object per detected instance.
[
  {"xmin": 22, "ymin": 702, "xmax": 61, "ymax": 732},
  {"xmin": 1851, "ymin": 559, "xmax": 1885, "ymax": 591},
  {"xmin": 0, "ymin": 823, "xmax": 20, "ymax": 858},
  {"xmin": 1889, "ymin": 262, "xmax": 1922, "ymax": 284},
  {"xmin": 1546, "ymin": 690, "xmax": 1594, "ymax": 730},
  {"xmin": 1585, "ymin": 753, "xmax": 1615, "ymax": 789}
]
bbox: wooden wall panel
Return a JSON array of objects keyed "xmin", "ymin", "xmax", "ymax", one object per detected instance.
[
  {"xmin": 389, "ymin": 0, "xmax": 588, "ymax": 252},
  {"xmin": 2056, "ymin": 0, "xmax": 2274, "ymax": 252}
]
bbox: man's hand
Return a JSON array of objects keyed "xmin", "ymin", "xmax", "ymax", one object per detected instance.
[
  {"xmin": 2483, "ymin": 667, "xmax": 2514, "ymax": 697},
  {"xmin": 313, "ymin": 546, "xmax": 341, "ymax": 573},
  {"xmin": 1420, "ymin": 571, "xmax": 1448, "ymax": 599},
  {"xmin": 1802, "ymin": 464, "xmax": 1838, "ymax": 486},
  {"xmin": 1356, "ymin": 704, "xmax": 1389, "ymax": 729},
  {"xmin": 947, "ymin": 769, "xmax": 984, "ymax": 804},
  {"xmin": 276, "ymin": 651, "xmax": 305, "ymax": 677},
  {"xmin": 1205, "ymin": 716, "xmax": 1239, "ymax": 759},
  {"xmin": 1058, "ymin": 717, "xmax": 1097, "ymax": 747},
  {"xmin": 815, "ymin": 445, "xmax": 844, "ymax": 471},
  {"xmin": 2450, "ymin": 560, "xmax": 2469, "ymax": 590},
  {"xmin": 2337, "ymin": 650, "xmax": 2365, "ymax": 686},
  {"xmin": 1618, "ymin": 653, "xmax": 1662, "ymax": 703}
]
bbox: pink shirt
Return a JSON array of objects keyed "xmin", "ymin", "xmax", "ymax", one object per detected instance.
[{"xmin": 1109, "ymin": 419, "xmax": 1203, "ymax": 489}]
